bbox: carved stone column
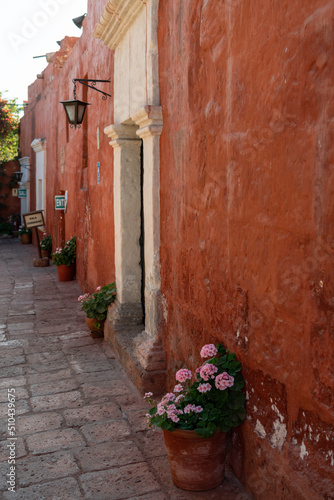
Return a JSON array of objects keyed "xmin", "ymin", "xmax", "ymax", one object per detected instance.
[
  {"xmin": 131, "ymin": 105, "xmax": 166, "ymax": 371},
  {"xmin": 104, "ymin": 123, "xmax": 143, "ymax": 326}
]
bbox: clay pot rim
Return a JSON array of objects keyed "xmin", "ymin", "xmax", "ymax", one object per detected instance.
[{"xmin": 163, "ymin": 428, "xmax": 226, "ymax": 441}]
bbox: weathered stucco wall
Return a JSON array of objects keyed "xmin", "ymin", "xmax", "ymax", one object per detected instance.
[
  {"xmin": 158, "ymin": 1, "xmax": 334, "ymax": 498},
  {"xmin": 20, "ymin": 0, "xmax": 115, "ymax": 293},
  {"xmin": 0, "ymin": 161, "xmax": 20, "ymax": 224}
]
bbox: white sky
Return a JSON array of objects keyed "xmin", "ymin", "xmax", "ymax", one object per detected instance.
[{"xmin": 0, "ymin": 0, "xmax": 87, "ymax": 105}]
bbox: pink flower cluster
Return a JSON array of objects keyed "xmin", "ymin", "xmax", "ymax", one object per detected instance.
[
  {"xmin": 78, "ymin": 293, "xmax": 89, "ymax": 302},
  {"xmin": 173, "ymin": 384, "xmax": 183, "ymax": 393},
  {"xmin": 175, "ymin": 368, "xmax": 192, "ymax": 383},
  {"xmin": 166, "ymin": 404, "xmax": 180, "ymax": 423},
  {"xmin": 200, "ymin": 344, "xmax": 218, "ymax": 358},
  {"xmin": 161, "ymin": 393, "xmax": 176, "ymax": 404},
  {"xmin": 96, "ymin": 286, "xmax": 102, "ymax": 291},
  {"xmin": 197, "ymin": 383, "xmax": 212, "ymax": 393},
  {"xmin": 215, "ymin": 372, "xmax": 234, "ymax": 390},
  {"xmin": 157, "ymin": 400, "xmax": 184, "ymax": 423},
  {"xmin": 199, "ymin": 363, "xmax": 218, "ymax": 381},
  {"xmin": 184, "ymin": 404, "xmax": 203, "ymax": 414}
]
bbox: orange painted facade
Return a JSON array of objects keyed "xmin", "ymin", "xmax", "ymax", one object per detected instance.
[
  {"xmin": 20, "ymin": 1, "xmax": 114, "ymax": 292},
  {"xmin": 0, "ymin": 161, "xmax": 20, "ymax": 226},
  {"xmin": 20, "ymin": 0, "xmax": 334, "ymax": 498}
]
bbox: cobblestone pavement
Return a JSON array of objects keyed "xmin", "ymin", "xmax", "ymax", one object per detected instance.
[{"xmin": 0, "ymin": 239, "xmax": 252, "ymax": 500}]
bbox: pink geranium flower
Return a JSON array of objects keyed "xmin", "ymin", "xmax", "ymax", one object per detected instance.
[
  {"xmin": 215, "ymin": 372, "xmax": 234, "ymax": 390},
  {"xmin": 200, "ymin": 344, "xmax": 218, "ymax": 358},
  {"xmin": 197, "ymin": 383, "xmax": 212, "ymax": 393},
  {"xmin": 161, "ymin": 393, "xmax": 176, "ymax": 404},
  {"xmin": 175, "ymin": 368, "xmax": 192, "ymax": 383},
  {"xmin": 199, "ymin": 363, "xmax": 218, "ymax": 381}
]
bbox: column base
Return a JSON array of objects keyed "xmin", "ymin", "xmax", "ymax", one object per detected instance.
[
  {"xmin": 133, "ymin": 331, "xmax": 166, "ymax": 371},
  {"xmin": 109, "ymin": 299, "xmax": 143, "ymax": 327},
  {"xmin": 105, "ymin": 303, "xmax": 166, "ymax": 395}
]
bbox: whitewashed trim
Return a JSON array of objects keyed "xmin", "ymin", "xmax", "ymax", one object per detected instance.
[{"xmin": 93, "ymin": 0, "xmax": 147, "ymax": 50}]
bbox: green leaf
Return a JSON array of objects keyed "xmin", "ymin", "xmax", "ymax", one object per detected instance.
[
  {"xmin": 227, "ymin": 392, "xmax": 245, "ymax": 410},
  {"xmin": 227, "ymin": 360, "xmax": 242, "ymax": 373},
  {"xmin": 161, "ymin": 420, "xmax": 173, "ymax": 430}
]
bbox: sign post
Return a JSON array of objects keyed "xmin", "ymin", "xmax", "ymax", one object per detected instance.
[{"xmin": 22, "ymin": 211, "xmax": 45, "ymax": 261}]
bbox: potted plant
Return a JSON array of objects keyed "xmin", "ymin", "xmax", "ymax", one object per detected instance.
[
  {"xmin": 144, "ymin": 343, "xmax": 246, "ymax": 492},
  {"xmin": 18, "ymin": 225, "xmax": 32, "ymax": 244},
  {"xmin": 40, "ymin": 233, "xmax": 52, "ymax": 258},
  {"xmin": 78, "ymin": 283, "xmax": 116, "ymax": 336},
  {"xmin": 52, "ymin": 236, "xmax": 76, "ymax": 281}
]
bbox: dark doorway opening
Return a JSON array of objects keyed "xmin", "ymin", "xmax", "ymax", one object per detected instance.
[{"xmin": 139, "ymin": 140, "xmax": 145, "ymax": 324}]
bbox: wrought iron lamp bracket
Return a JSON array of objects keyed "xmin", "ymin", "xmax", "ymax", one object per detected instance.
[{"xmin": 72, "ymin": 78, "xmax": 111, "ymax": 100}]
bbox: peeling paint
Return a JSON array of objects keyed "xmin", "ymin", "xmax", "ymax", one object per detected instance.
[
  {"xmin": 255, "ymin": 419, "xmax": 267, "ymax": 438},
  {"xmin": 270, "ymin": 419, "xmax": 287, "ymax": 450},
  {"xmin": 271, "ymin": 404, "xmax": 285, "ymax": 423},
  {"xmin": 300, "ymin": 441, "xmax": 309, "ymax": 460},
  {"xmin": 326, "ymin": 450, "xmax": 334, "ymax": 467}
]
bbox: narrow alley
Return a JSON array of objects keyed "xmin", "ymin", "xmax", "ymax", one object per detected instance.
[{"xmin": 0, "ymin": 239, "xmax": 251, "ymax": 500}]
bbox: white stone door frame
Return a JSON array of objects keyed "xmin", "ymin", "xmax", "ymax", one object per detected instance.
[
  {"xmin": 18, "ymin": 156, "xmax": 31, "ymax": 218},
  {"xmin": 31, "ymin": 138, "xmax": 47, "ymax": 214},
  {"xmin": 95, "ymin": 0, "xmax": 166, "ymax": 374},
  {"xmin": 104, "ymin": 106, "xmax": 164, "ymax": 370}
]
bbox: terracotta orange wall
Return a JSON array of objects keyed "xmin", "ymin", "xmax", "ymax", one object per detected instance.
[
  {"xmin": 0, "ymin": 161, "xmax": 20, "ymax": 223},
  {"xmin": 158, "ymin": 1, "xmax": 334, "ymax": 498},
  {"xmin": 20, "ymin": 0, "xmax": 115, "ymax": 293}
]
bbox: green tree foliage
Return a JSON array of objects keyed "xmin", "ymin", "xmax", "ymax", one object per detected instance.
[{"xmin": 0, "ymin": 91, "xmax": 20, "ymax": 163}]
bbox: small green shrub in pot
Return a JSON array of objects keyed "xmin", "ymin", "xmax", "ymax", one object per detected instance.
[
  {"xmin": 18, "ymin": 225, "xmax": 32, "ymax": 236},
  {"xmin": 52, "ymin": 236, "xmax": 76, "ymax": 266},
  {"xmin": 40, "ymin": 233, "xmax": 52, "ymax": 252},
  {"xmin": 78, "ymin": 283, "xmax": 116, "ymax": 329}
]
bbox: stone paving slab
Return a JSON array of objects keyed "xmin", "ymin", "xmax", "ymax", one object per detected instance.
[{"xmin": 0, "ymin": 239, "xmax": 252, "ymax": 499}]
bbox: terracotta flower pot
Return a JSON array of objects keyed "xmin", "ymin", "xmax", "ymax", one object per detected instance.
[
  {"xmin": 85, "ymin": 317, "xmax": 105, "ymax": 337},
  {"xmin": 57, "ymin": 263, "xmax": 75, "ymax": 281},
  {"xmin": 41, "ymin": 249, "xmax": 51, "ymax": 259},
  {"xmin": 20, "ymin": 233, "xmax": 32, "ymax": 244},
  {"xmin": 163, "ymin": 428, "xmax": 227, "ymax": 491}
]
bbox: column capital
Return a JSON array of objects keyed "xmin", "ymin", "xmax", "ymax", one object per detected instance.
[
  {"xmin": 19, "ymin": 156, "xmax": 30, "ymax": 167},
  {"xmin": 104, "ymin": 123, "xmax": 141, "ymax": 149},
  {"xmin": 31, "ymin": 138, "xmax": 46, "ymax": 152},
  {"xmin": 132, "ymin": 106, "xmax": 163, "ymax": 138}
]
